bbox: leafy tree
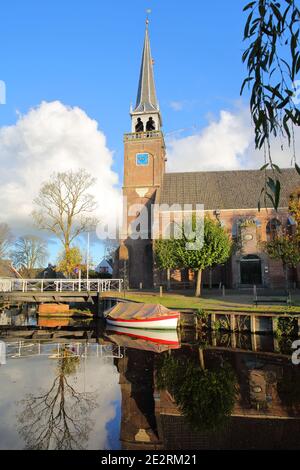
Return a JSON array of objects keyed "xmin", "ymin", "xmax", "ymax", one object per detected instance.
[
  {"xmin": 56, "ymin": 246, "xmax": 83, "ymax": 277},
  {"xmin": 263, "ymin": 190, "xmax": 300, "ymax": 282},
  {"xmin": 241, "ymin": 0, "xmax": 300, "ymax": 209},
  {"xmin": 177, "ymin": 217, "xmax": 232, "ymax": 297},
  {"xmin": 0, "ymin": 223, "xmax": 12, "ymax": 259},
  {"xmin": 154, "ymin": 239, "xmax": 180, "ymax": 290},
  {"xmin": 289, "ymin": 188, "xmax": 300, "ymax": 235},
  {"xmin": 156, "ymin": 354, "xmax": 237, "ymax": 432},
  {"xmin": 263, "ymin": 231, "xmax": 300, "ymax": 284},
  {"xmin": 10, "ymin": 235, "xmax": 48, "ymax": 278},
  {"xmin": 33, "ymin": 169, "xmax": 98, "ymax": 259},
  {"xmin": 264, "ymin": 232, "xmax": 300, "ymax": 267}
]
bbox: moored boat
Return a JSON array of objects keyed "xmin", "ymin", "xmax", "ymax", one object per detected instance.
[{"xmin": 105, "ymin": 302, "xmax": 180, "ymax": 330}]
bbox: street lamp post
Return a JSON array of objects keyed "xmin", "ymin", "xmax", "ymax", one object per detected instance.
[{"xmin": 86, "ymin": 232, "xmax": 90, "ymax": 282}]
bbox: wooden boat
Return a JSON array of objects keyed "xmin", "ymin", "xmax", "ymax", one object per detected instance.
[
  {"xmin": 105, "ymin": 302, "xmax": 180, "ymax": 330},
  {"xmin": 106, "ymin": 326, "xmax": 180, "ymax": 352}
]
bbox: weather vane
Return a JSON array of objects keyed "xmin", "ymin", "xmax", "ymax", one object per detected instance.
[{"xmin": 146, "ymin": 8, "xmax": 152, "ymax": 25}]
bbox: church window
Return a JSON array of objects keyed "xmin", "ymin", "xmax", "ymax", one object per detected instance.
[
  {"xmin": 135, "ymin": 118, "xmax": 144, "ymax": 133},
  {"xmin": 266, "ymin": 218, "xmax": 281, "ymax": 240},
  {"xmin": 232, "ymin": 221, "xmax": 238, "ymax": 239},
  {"xmin": 287, "ymin": 216, "xmax": 296, "ymax": 236},
  {"xmin": 255, "ymin": 219, "xmax": 262, "ymax": 227},
  {"xmin": 146, "ymin": 117, "xmax": 156, "ymax": 131}
]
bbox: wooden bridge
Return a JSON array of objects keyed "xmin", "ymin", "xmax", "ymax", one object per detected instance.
[{"xmin": 0, "ymin": 278, "xmax": 123, "ymax": 304}]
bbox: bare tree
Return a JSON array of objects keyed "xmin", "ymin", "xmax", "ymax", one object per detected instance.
[
  {"xmin": 11, "ymin": 235, "xmax": 48, "ymax": 278},
  {"xmin": 103, "ymin": 239, "xmax": 119, "ymax": 264},
  {"xmin": 33, "ymin": 169, "xmax": 98, "ymax": 255},
  {"xmin": 17, "ymin": 349, "xmax": 97, "ymax": 450},
  {"xmin": 0, "ymin": 223, "xmax": 12, "ymax": 259}
]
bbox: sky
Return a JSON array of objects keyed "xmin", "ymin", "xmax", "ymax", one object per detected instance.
[{"xmin": 0, "ymin": 0, "xmax": 298, "ymax": 265}]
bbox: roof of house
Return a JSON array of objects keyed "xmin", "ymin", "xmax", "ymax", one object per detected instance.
[
  {"xmin": 98, "ymin": 259, "xmax": 112, "ymax": 268},
  {"xmin": 0, "ymin": 260, "xmax": 20, "ymax": 278},
  {"xmin": 159, "ymin": 168, "xmax": 300, "ymax": 210},
  {"xmin": 96, "ymin": 259, "xmax": 113, "ymax": 273}
]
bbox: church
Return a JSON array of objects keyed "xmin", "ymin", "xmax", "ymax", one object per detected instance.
[{"xmin": 116, "ymin": 21, "xmax": 300, "ymax": 291}]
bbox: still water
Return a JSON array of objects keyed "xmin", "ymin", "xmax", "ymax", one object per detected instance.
[{"xmin": 0, "ymin": 308, "xmax": 300, "ymax": 450}]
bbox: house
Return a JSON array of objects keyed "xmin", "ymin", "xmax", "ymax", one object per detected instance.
[
  {"xmin": 37, "ymin": 264, "xmax": 65, "ymax": 279},
  {"xmin": 96, "ymin": 259, "xmax": 113, "ymax": 276}
]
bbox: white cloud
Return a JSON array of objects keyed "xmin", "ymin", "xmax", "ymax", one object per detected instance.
[
  {"xmin": 166, "ymin": 106, "xmax": 297, "ymax": 172},
  {"xmin": 169, "ymin": 101, "xmax": 185, "ymax": 112},
  {"xmin": 0, "ymin": 101, "xmax": 121, "ymax": 235}
]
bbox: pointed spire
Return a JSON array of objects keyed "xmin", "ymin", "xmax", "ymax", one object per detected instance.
[{"xmin": 133, "ymin": 21, "xmax": 159, "ymax": 113}]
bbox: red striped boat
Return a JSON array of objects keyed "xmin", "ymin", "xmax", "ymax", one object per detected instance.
[{"xmin": 105, "ymin": 303, "xmax": 180, "ymax": 330}]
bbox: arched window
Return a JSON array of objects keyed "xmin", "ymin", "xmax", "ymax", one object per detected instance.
[
  {"xmin": 135, "ymin": 118, "xmax": 144, "ymax": 133},
  {"xmin": 287, "ymin": 216, "xmax": 296, "ymax": 236},
  {"xmin": 266, "ymin": 218, "xmax": 281, "ymax": 240},
  {"xmin": 232, "ymin": 221, "xmax": 238, "ymax": 239},
  {"xmin": 240, "ymin": 255, "xmax": 262, "ymax": 285},
  {"xmin": 255, "ymin": 219, "xmax": 262, "ymax": 228},
  {"xmin": 146, "ymin": 117, "xmax": 156, "ymax": 131}
]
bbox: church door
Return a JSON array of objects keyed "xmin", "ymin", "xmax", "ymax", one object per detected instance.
[{"xmin": 240, "ymin": 255, "xmax": 262, "ymax": 285}]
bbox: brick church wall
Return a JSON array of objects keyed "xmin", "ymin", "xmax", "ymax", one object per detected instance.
[{"xmin": 154, "ymin": 207, "xmax": 292, "ymax": 289}]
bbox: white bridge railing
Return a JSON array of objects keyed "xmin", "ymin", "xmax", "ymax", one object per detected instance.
[{"xmin": 0, "ymin": 278, "xmax": 123, "ymax": 294}]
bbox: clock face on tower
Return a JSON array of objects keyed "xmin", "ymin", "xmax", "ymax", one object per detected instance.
[{"xmin": 136, "ymin": 153, "xmax": 149, "ymax": 166}]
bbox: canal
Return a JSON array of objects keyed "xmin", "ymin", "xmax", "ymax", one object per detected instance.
[{"xmin": 0, "ymin": 307, "xmax": 300, "ymax": 450}]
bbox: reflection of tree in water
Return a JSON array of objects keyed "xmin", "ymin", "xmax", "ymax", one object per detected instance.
[
  {"xmin": 156, "ymin": 353, "xmax": 237, "ymax": 432},
  {"xmin": 18, "ymin": 348, "xmax": 97, "ymax": 450}
]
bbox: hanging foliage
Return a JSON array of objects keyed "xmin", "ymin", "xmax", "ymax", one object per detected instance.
[{"xmin": 241, "ymin": 0, "xmax": 300, "ymax": 210}]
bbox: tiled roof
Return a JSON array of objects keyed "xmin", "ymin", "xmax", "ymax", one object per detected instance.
[{"xmin": 159, "ymin": 169, "xmax": 300, "ymax": 210}]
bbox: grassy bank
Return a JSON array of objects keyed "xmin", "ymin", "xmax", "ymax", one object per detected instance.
[{"xmin": 103, "ymin": 291, "xmax": 300, "ymax": 313}]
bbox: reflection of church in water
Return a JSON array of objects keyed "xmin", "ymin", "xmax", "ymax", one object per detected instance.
[{"xmin": 110, "ymin": 338, "xmax": 300, "ymax": 450}]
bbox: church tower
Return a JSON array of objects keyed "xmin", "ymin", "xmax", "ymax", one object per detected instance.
[{"xmin": 121, "ymin": 20, "xmax": 166, "ymax": 289}]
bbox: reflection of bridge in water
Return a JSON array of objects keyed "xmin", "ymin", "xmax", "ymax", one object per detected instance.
[
  {"xmin": 4, "ymin": 341, "xmax": 124, "ymax": 360},
  {"xmin": 0, "ymin": 327, "xmax": 296, "ymax": 359}
]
